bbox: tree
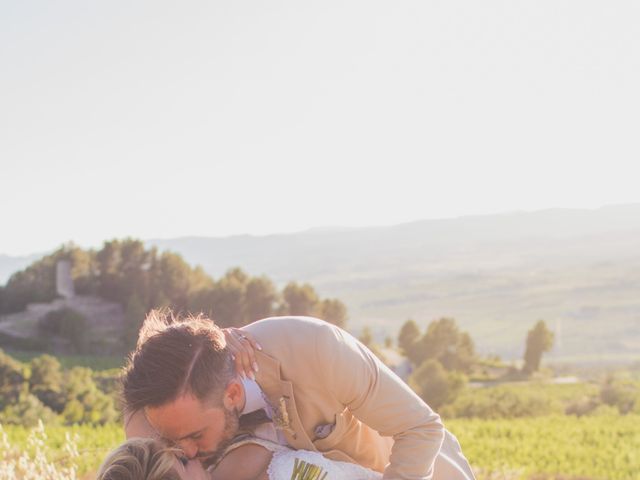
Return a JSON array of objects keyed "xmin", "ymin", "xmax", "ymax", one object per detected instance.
[
  {"xmin": 209, "ymin": 269, "xmax": 248, "ymax": 327},
  {"xmin": 154, "ymin": 251, "xmax": 196, "ymax": 312},
  {"xmin": 318, "ymin": 298, "xmax": 348, "ymax": 328},
  {"xmin": 282, "ymin": 282, "xmax": 319, "ymax": 316},
  {"xmin": 522, "ymin": 320, "xmax": 554, "ymax": 374},
  {"xmin": 29, "ymin": 355, "xmax": 62, "ymax": 393},
  {"xmin": 359, "ymin": 326, "xmax": 373, "ymax": 347},
  {"xmin": 118, "ymin": 239, "xmax": 152, "ymax": 304},
  {"xmin": 96, "ymin": 239, "xmax": 125, "ymax": 302},
  {"xmin": 123, "ymin": 293, "xmax": 147, "ymax": 351},
  {"xmin": 452, "ymin": 332, "xmax": 476, "ymax": 373},
  {"xmin": 188, "ymin": 287, "xmax": 216, "ymax": 318},
  {"xmin": 410, "ymin": 318, "xmax": 476, "ymax": 373},
  {"xmin": 224, "ymin": 267, "xmax": 249, "ymax": 287},
  {"xmin": 245, "ymin": 276, "xmax": 278, "ymax": 322},
  {"xmin": 0, "ymin": 348, "xmax": 26, "ymax": 409},
  {"xmin": 1, "ymin": 252, "xmax": 60, "ymax": 313},
  {"xmin": 398, "ymin": 319, "xmax": 421, "ymax": 359},
  {"xmin": 61, "ymin": 367, "xmax": 117, "ymax": 424},
  {"xmin": 409, "ymin": 359, "xmax": 467, "ymax": 410},
  {"xmin": 29, "ymin": 355, "xmax": 65, "ymax": 413},
  {"xmin": 66, "ymin": 245, "xmax": 98, "ymax": 295}
]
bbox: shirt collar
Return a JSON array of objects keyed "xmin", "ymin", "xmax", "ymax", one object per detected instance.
[{"xmin": 240, "ymin": 377, "xmax": 269, "ymax": 415}]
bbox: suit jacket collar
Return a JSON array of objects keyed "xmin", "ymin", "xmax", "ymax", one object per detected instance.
[{"xmin": 254, "ymin": 350, "xmax": 316, "ymax": 451}]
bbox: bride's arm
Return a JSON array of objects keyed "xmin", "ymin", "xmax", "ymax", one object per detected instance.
[{"xmin": 209, "ymin": 444, "xmax": 272, "ymax": 480}]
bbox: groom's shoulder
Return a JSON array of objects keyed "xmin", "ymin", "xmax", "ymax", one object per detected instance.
[
  {"xmin": 244, "ymin": 317, "xmax": 358, "ymax": 381},
  {"xmin": 244, "ymin": 316, "xmax": 345, "ymax": 349},
  {"xmin": 245, "ymin": 315, "xmax": 332, "ymax": 333}
]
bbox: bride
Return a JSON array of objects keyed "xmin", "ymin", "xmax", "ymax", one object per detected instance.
[
  {"xmin": 208, "ymin": 434, "xmax": 381, "ymax": 480},
  {"xmin": 97, "ymin": 435, "xmax": 382, "ymax": 480}
]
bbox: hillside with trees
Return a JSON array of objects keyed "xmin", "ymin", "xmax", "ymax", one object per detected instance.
[
  {"xmin": 0, "ymin": 239, "xmax": 347, "ymax": 355},
  {"xmin": 2, "ymin": 206, "xmax": 640, "ymax": 362}
]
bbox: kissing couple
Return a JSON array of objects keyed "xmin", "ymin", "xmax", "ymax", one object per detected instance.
[{"xmin": 97, "ymin": 310, "xmax": 476, "ymax": 480}]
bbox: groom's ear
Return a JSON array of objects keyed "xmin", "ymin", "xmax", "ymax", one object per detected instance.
[{"xmin": 222, "ymin": 380, "xmax": 244, "ymax": 410}]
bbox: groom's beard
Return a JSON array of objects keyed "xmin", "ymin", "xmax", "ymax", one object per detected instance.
[{"xmin": 196, "ymin": 406, "xmax": 240, "ymax": 461}]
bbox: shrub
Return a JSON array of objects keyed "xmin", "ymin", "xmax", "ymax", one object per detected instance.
[
  {"xmin": 38, "ymin": 308, "xmax": 88, "ymax": 353},
  {"xmin": 409, "ymin": 359, "xmax": 467, "ymax": 409},
  {"xmin": 600, "ymin": 376, "xmax": 639, "ymax": 414},
  {"xmin": 565, "ymin": 396, "xmax": 600, "ymax": 416},
  {"xmin": 443, "ymin": 384, "xmax": 563, "ymax": 419},
  {"xmin": 0, "ymin": 393, "xmax": 58, "ymax": 427},
  {"xmin": 61, "ymin": 367, "xmax": 117, "ymax": 425},
  {"xmin": 29, "ymin": 354, "xmax": 66, "ymax": 413},
  {"xmin": 0, "ymin": 349, "xmax": 27, "ymax": 409}
]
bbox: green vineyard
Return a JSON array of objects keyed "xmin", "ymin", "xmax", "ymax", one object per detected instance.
[
  {"xmin": 2, "ymin": 414, "xmax": 638, "ymax": 479},
  {"xmin": 448, "ymin": 414, "xmax": 640, "ymax": 480}
]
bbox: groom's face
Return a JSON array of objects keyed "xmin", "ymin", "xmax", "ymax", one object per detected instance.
[{"xmin": 145, "ymin": 392, "xmax": 240, "ymax": 461}]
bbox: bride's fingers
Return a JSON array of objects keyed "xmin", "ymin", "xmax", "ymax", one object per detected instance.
[
  {"xmin": 234, "ymin": 329, "xmax": 262, "ymax": 379},
  {"xmin": 238, "ymin": 329, "xmax": 262, "ymax": 354},
  {"xmin": 223, "ymin": 328, "xmax": 262, "ymax": 380},
  {"xmin": 223, "ymin": 330, "xmax": 248, "ymax": 377},
  {"xmin": 232, "ymin": 334, "xmax": 254, "ymax": 379}
]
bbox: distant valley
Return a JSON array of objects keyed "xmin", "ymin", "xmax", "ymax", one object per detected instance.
[{"xmin": 2, "ymin": 204, "xmax": 640, "ymax": 362}]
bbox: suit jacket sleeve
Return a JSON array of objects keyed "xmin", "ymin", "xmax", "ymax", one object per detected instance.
[{"xmin": 315, "ymin": 321, "xmax": 445, "ymax": 480}]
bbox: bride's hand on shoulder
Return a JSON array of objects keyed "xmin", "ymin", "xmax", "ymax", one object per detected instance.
[{"xmin": 222, "ymin": 327, "xmax": 262, "ymax": 380}]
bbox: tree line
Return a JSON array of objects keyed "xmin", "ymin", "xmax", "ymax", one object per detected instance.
[
  {"xmin": 0, "ymin": 239, "xmax": 348, "ymax": 351},
  {"xmin": 382, "ymin": 316, "xmax": 639, "ymax": 417},
  {"xmin": 1, "ymin": 328, "xmax": 637, "ymax": 429},
  {"xmin": 375, "ymin": 317, "xmax": 556, "ymax": 410},
  {"xmin": 2, "ymin": 239, "xmax": 636, "ymax": 421}
]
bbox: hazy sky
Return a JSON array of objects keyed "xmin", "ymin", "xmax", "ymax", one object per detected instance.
[{"xmin": 2, "ymin": 1, "xmax": 639, "ymax": 255}]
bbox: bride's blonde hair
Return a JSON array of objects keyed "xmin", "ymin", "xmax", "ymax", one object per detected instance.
[{"xmin": 96, "ymin": 438, "xmax": 181, "ymax": 480}]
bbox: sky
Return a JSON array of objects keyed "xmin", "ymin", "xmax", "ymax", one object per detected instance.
[{"xmin": 1, "ymin": 1, "xmax": 639, "ymax": 256}]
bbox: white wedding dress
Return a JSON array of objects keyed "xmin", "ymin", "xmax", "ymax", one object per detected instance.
[{"xmin": 210, "ymin": 436, "xmax": 382, "ymax": 480}]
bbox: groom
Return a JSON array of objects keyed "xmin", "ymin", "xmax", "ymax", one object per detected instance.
[{"xmin": 123, "ymin": 311, "xmax": 475, "ymax": 480}]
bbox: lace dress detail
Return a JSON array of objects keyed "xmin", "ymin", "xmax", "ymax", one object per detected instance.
[{"xmin": 210, "ymin": 436, "xmax": 382, "ymax": 480}]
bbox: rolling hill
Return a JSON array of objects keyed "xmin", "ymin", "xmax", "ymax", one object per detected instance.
[
  {"xmin": 146, "ymin": 205, "xmax": 640, "ymax": 362},
  {"xmin": 2, "ymin": 204, "xmax": 639, "ymax": 362}
]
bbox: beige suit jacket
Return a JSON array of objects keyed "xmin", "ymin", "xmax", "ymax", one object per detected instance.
[{"xmin": 244, "ymin": 316, "xmax": 449, "ymax": 480}]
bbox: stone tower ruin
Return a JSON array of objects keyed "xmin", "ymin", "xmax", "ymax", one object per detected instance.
[{"xmin": 56, "ymin": 260, "xmax": 75, "ymax": 299}]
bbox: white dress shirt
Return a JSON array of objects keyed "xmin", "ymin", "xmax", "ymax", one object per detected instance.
[{"xmin": 240, "ymin": 377, "xmax": 288, "ymax": 445}]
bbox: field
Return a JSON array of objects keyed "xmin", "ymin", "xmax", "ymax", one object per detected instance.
[
  {"xmin": 5, "ymin": 349, "xmax": 124, "ymax": 371},
  {"xmin": 448, "ymin": 414, "xmax": 640, "ymax": 480},
  {"xmin": 2, "ymin": 414, "xmax": 639, "ymax": 480}
]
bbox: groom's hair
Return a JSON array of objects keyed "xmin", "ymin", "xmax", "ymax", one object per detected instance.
[{"xmin": 122, "ymin": 309, "xmax": 235, "ymax": 412}]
